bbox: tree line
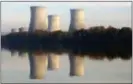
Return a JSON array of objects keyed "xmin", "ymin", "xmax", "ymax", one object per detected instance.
[{"xmin": 1, "ymin": 26, "xmax": 132, "ymax": 59}]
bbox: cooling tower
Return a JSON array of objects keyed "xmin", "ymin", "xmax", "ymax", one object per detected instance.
[
  {"xmin": 19, "ymin": 27, "xmax": 25, "ymax": 32},
  {"xmin": 69, "ymin": 55, "xmax": 84, "ymax": 76},
  {"xmin": 48, "ymin": 15, "xmax": 60, "ymax": 32},
  {"xmin": 69, "ymin": 9, "xmax": 86, "ymax": 32},
  {"xmin": 68, "ymin": 9, "xmax": 85, "ymax": 76},
  {"xmin": 29, "ymin": 6, "xmax": 48, "ymax": 32},
  {"xmin": 28, "ymin": 52, "xmax": 48, "ymax": 79},
  {"xmin": 11, "ymin": 28, "xmax": 16, "ymax": 33},
  {"xmin": 47, "ymin": 15, "xmax": 60, "ymax": 70},
  {"xmin": 28, "ymin": 6, "xmax": 48, "ymax": 79}
]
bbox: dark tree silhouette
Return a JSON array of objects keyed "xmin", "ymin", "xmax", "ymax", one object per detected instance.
[{"xmin": 1, "ymin": 26, "xmax": 132, "ymax": 60}]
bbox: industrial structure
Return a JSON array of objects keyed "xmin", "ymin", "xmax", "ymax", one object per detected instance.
[
  {"xmin": 29, "ymin": 6, "xmax": 48, "ymax": 32},
  {"xmin": 69, "ymin": 9, "xmax": 85, "ymax": 76},
  {"xmin": 48, "ymin": 15, "xmax": 60, "ymax": 32},
  {"xmin": 69, "ymin": 9, "xmax": 86, "ymax": 32},
  {"xmin": 9, "ymin": 6, "xmax": 87, "ymax": 77},
  {"xmin": 47, "ymin": 15, "xmax": 60, "ymax": 70},
  {"xmin": 28, "ymin": 6, "xmax": 48, "ymax": 79}
]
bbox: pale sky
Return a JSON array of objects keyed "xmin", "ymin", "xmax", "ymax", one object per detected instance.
[{"xmin": 1, "ymin": 2, "xmax": 131, "ymax": 32}]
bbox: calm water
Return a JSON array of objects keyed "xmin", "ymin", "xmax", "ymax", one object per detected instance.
[{"xmin": 1, "ymin": 50, "xmax": 131, "ymax": 83}]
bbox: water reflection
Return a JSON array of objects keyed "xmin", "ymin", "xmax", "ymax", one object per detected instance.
[
  {"xmin": 28, "ymin": 51, "xmax": 48, "ymax": 79},
  {"xmin": 69, "ymin": 54, "xmax": 84, "ymax": 76},
  {"xmin": 2, "ymin": 31, "xmax": 131, "ymax": 79},
  {"xmin": 48, "ymin": 53, "xmax": 60, "ymax": 70},
  {"xmin": 6, "ymin": 50, "xmax": 131, "ymax": 79}
]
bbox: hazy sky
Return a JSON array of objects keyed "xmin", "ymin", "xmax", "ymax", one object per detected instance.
[{"xmin": 1, "ymin": 2, "xmax": 131, "ymax": 32}]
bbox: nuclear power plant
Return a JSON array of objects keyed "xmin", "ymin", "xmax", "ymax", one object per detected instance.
[
  {"xmin": 47, "ymin": 15, "xmax": 60, "ymax": 70},
  {"xmin": 68, "ymin": 9, "xmax": 85, "ymax": 76},
  {"xmin": 69, "ymin": 9, "xmax": 86, "ymax": 32},
  {"xmin": 29, "ymin": 6, "xmax": 48, "ymax": 32},
  {"xmin": 9, "ymin": 6, "xmax": 87, "ymax": 78},
  {"xmin": 28, "ymin": 6, "xmax": 48, "ymax": 79}
]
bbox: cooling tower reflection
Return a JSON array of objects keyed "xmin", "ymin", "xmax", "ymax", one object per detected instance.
[
  {"xmin": 69, "ymin": 54, "xmax": 85, "ymax": 76},
  {"xmin": 48, "ymin": 53, "xmax": 60, "ymax": 70},
  {"xmin": 28, "ymin": 51, "xmax": 48, "ymax": 79},
  {"xmin": 8, "ymin": 50, "xmax": 131, "ymax": 79}
]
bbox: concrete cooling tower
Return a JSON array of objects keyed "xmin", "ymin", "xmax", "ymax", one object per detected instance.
[
  {"xmin": 47, "ymin": 15, "xmax": 60, "ymax": 70},
  {"xmin": 69, "ymin": 9, "xmax": 86, "ymax": 32},
  {"xmin": 69, "ymin": 55, "xmax": 85, "ymax": 76},
  {"xmin": 68, "ymin": 9, "xmax": 85, "ymax": 76},
  {"xmin": 48, "ymin": 15, "xmax": 60, "ymax": 32},
  {"xmin": 28, "ymin": 6, "xmax": 48, "ymax": 79},
  {"xmin": 29, "ymin": 6, "xmax": 48, "ymax": 32}
]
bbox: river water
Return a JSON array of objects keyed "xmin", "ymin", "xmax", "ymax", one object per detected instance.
[{"xmin": 1, "ymin": 50, "xmax": 131, "ymax": 83}]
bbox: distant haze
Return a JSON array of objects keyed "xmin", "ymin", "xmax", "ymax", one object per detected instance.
[{"xmin": 1, "ymin": 2, "xmax": 131, "ymax": 33}]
